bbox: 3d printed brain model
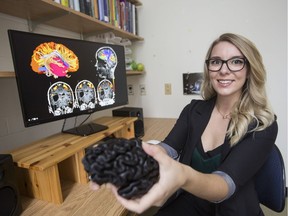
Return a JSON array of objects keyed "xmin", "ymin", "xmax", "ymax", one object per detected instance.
[{"xmin": 82, "ymin": 138, "xmax": 159, "ymax": 199}]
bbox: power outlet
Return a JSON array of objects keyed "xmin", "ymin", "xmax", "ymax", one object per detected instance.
[
  {"xmin": 140, "ymin": 84, "xmax": 146, "ymax": 95},
  {"xmin": 164, "ymin": 83, "xmax": 172, "ymax": 95},
  {"xmin": 127, "ymin": 84, "xmax": 134, "ymax": 95}
]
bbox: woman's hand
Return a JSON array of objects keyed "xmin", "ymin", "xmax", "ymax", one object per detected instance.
[
  {"xmin": 90, "ymin": 181, "xmax": 100, "ymax": 190},
  {"xmin": 109, "ymin": 142, "xmax": 186, "ymax": 214},
  {"xmin": 89, "ymin": 141, "xmax": 229, "ymax": 214}
]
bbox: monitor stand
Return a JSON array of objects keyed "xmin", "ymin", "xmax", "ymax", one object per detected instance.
[{"xmin": 62, "ymin": 123, "xmax": 108, "ymax": 136}]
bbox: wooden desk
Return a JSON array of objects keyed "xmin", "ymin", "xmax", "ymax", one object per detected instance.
[
  {"xmin": 142, "ymin": 118, "xmax": 177, "ymax": 141},
  {"xmin": 9, "ymin": 116, "xmax": 137, "ymax": 204},
  {"xmin": 16, "ymin": 117, "xmax": 177, "ymax": 216}
]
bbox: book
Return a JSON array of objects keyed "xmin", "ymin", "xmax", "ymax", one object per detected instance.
[
  {"xmin": 69, "ymin": 0, "xmax": 74, "ymax": 9},
  {"xmin": 73, "ymin": 0, "xmax": 80, "ymax": 11},
  {"xmin": 119, "ymin": 0, "xmax": 126, "ymax": 30},
  {"xmin": 132, "ymin": 4, "xmax": 136, "ymax": 34},
  {"xmin": 97, "ymin": 0, "xmax": 105, "ymax": 21},
  {"xmin": 125, "ymin": 1, "xmax": 131, "ymax": 33},
  {"xmin": 103, "ymin": 0, "xmax": 110, "ymax": 22},
  {"xmin": 79, "ymin": 0, "xmax": 92, "ymax": 16},
  {"xmin": 109, "ymin": 0, "xmax": 114, "ymax": 25},
  {"xmin": 92, "ymin": 0, "xmax": 99, "ymax": 19},
  {"xmin": 84, "ymin": 0, "xmax": 93, "ymax": 16},
  {"xmin": 79, "ymin": 0, "xmax": 85, "ymax": 14},
  {"xmin": 134, "ymin": 6, "xmax": 138, "ymax": 35},
  {"xmin": 60, "ymin": 0, "xmax": 69, "ymax": 7},
  {"xmin": 115, "ymin": 0, "xmax": 121, "ymax": 28}
]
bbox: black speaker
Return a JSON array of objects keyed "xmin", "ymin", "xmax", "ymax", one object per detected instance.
[
  {"xmin": 113, "ymin": 107, "xmax": 144, "ymax": 138},
  {"xmin": 0, "ymin": 154, "xmax": 22, "ymax": 216}
]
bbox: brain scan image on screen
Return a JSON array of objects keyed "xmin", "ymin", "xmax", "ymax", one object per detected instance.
[
  {"xmin": 97, "ymin": 79, "xmax": 115, "ymax": 106},
  {"xmin": 30, "ymin": 42, "xmax": 79, "ymax": 79},
  {"xmin": 95, "ymin": 47, "xmax": 117, "ymax": 79},
  {"xmin": 75, "ymin": 80, "xmax": 97, "ymax": 111},
  {"xmin": 47, "ymin": 81, "xmax": 75, "ymax": 116}
]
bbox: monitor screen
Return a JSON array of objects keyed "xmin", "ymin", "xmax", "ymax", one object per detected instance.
[{"xmin": 8, "ymin": 30, "xmax": 128, "ymax": 135}]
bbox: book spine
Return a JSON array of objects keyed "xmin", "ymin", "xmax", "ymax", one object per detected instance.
[
  {"xmin": 115, "ymin": 0, "xmax": 120, "ymax": 28},
  {"xmin": 60, "ymin": 0, "xmax": 69, "ymax": 7},
  {"xmin": 130, "ymin": 2, "xmax": 133, "ymax": 33},
  {"xmin": 93, "ymin": 0, "xmax": 99, "ymax": 19},
  {"xmin": 134, "ymin": 6, "xmax": 138, "ymax": 35},
  {"xmin": 132, "ymin": 4, "xmax": 136, "ymax": 34},
  {"xmin": 125, "ymin": 1, "xmax": 131, "ymax": 33},
  {"xmin": 109, "ymin": 0, "xmax": 115, "ymax": 26},
  {"xmin": 73, "ymin": 0, "xmax": 80, "ymax": 11},
  {"xmin": 79, "ymin": 0, "xmax": 86, "ymax": 13},
  {"xmin": 103, "ymin": 0, "xmax": 109, "ymax": 22},
  {"xmin": 98, "ymin": 0, "xmax": 105, "ymax": 21},
  {"xmin": 84, "ymin": 0, "xmax": 93, "ymax": 16},
  {"xmin": 69, "ymin": 0, "xmax": 74, "ymax": 9},
  {"xmin": 119, "ymin": 0, "xmax": 126, "ymax": 30}
]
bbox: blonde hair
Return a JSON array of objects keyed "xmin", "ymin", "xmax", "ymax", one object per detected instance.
[{"xmin": 201, "ymin": 33, "xmax": 275, "ymax": 145}]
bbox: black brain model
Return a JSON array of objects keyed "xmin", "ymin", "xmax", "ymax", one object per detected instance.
[{"xmin": 82, "ymin": 138, "xmax": 159, "ymax": 199}]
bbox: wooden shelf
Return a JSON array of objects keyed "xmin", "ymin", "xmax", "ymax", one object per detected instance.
[
  {"xmin": 0, "ymin": 71, "xmax": 144, "ymax": 78},
  {"xmin": 0, "ymin": 71, "xmax": 15, "ymax": 78},
  {"xmin": 126, "ymin": 70, "xmax": 145, "ymax": 75},
  {"xmin": 129, "ymin": 0, "xmax": 142, "ymax": 6},
  {"xmin": 0, "ymin": 0, "xmax": 143, "ymax": 41}
]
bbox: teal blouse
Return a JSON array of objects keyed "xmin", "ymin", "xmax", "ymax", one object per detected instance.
[{"xmin": 191, "ymin": 140, "xmax": 223, "ymax": 173}]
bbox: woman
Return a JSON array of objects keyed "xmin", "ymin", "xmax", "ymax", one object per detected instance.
[{"xmin": 94, "ymin": 33, "xmax": 278, "ymax": 216}]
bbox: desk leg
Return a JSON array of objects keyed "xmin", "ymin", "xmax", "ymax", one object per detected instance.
[
  {"xmin": 58, "ymin": 150, "xmax": 88, "ymax": 184},
  {"xmin": 16, "ymin": 165, "xmax": 63, "ymax": 204},
  {"xmin": 75, "ymin": 150, "xmax": 88, "ymax": 184},
  {"xmin": 114, "ymin": 122, "xmax": 135, "ymax": 139}
]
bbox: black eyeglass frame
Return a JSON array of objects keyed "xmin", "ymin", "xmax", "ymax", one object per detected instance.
[{"xmin": 205, "ymin": 57, "xmax": 247, "ymax": 72}]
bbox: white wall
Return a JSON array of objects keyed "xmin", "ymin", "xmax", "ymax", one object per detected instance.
[
  {"xmin": 128, "ymin": 0, "xmax": 287, "ymax": 171},
  {"xmin": 0, "ymin": 0, "xmax": 287, "ymax": 172}
]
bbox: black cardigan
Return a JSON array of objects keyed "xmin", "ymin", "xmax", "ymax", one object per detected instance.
[{"xmin": 163, "ymin": 98, "xmax": 278, "ymax": 216}]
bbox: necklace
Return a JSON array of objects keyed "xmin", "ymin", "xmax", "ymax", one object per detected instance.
[{"xmin": 215, "ymin": 105, "xmax": 231, "ymax": 119}]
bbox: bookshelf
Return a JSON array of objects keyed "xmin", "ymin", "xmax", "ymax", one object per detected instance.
[
  {"xmin": 0, "ymin": 0, "xmax": 144, "ymax": 78},
  {"xmin": 0, "ymin": 0, "xmax": 143, "ymax": 40}
]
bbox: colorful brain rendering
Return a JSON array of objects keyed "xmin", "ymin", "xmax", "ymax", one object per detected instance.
[
  {"xmin": 97, "ymin": 47, "xmax": 117, "ymax": 69},
  {"xmin": 30, "ymin": 42, "xmax": 79, "ymax": 78}
]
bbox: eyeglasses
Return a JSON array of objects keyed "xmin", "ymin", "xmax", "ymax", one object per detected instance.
[{"xmin": 205, "ymin": 57, "xmax": 247, "ymax": 72}]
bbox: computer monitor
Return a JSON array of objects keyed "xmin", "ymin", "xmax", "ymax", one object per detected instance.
[{"xmin": 8, "ymin": 30, "xmax": 129, "ymax": 136}]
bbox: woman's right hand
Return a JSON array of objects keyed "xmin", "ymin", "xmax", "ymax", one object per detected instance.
[
  {"xmin": 109, "ymin": 142, "xmax": 186, "ymax": 214},
  {"xmin": 90, "ymin": 181, "xmax": 100, "ymax": 191}
]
